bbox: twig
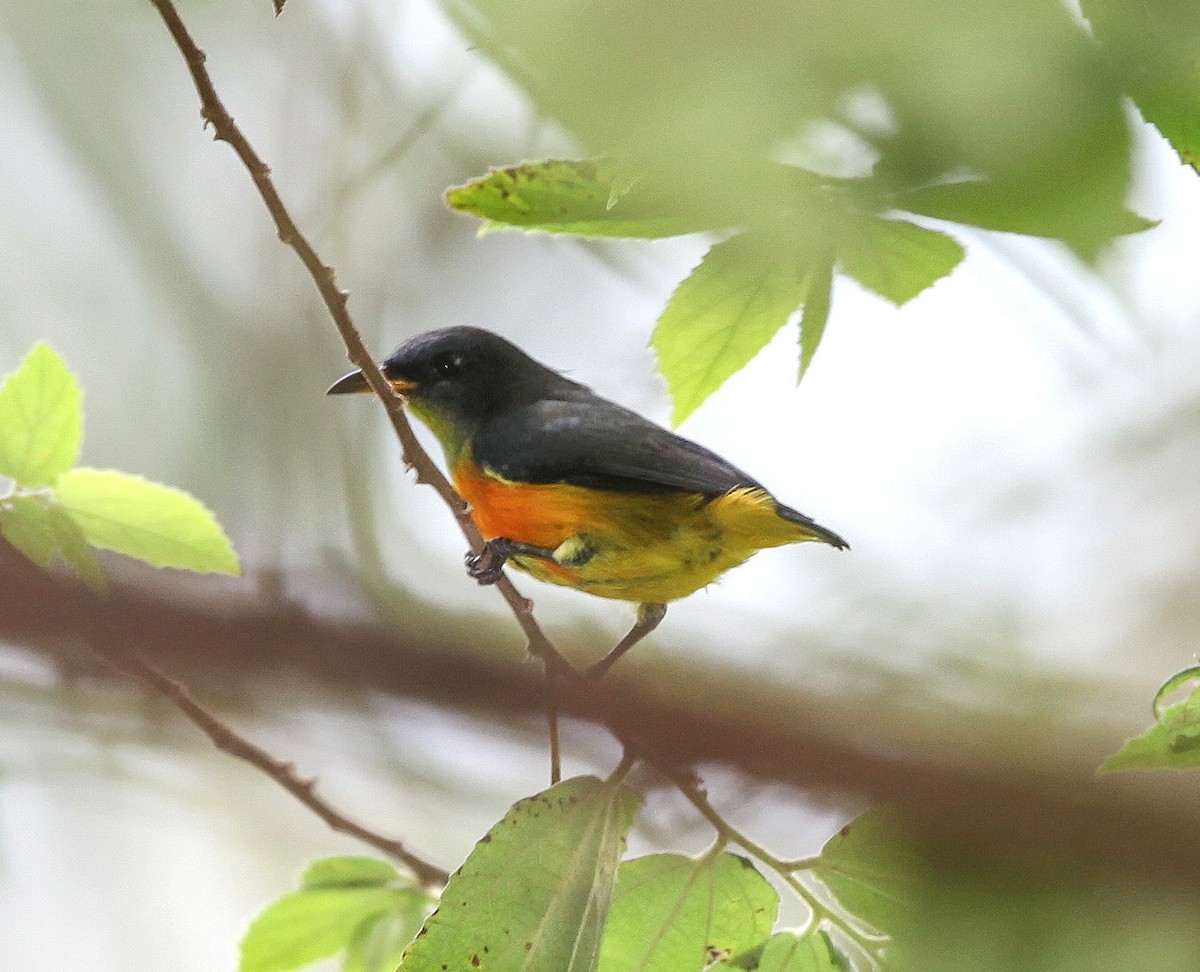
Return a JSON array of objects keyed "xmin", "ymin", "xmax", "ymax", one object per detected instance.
[
  {"xmin": 145, "ymin": 0, "xmax": 572, "ymax": 770},
  {"xmin": 607, "ymin": 745, "xmax": 640, "ymax": 785},
  {"xmin": 96, "ymin": 643, "xmax": 449, "ymax": 888},
  {"xmin": 546, "ymin": 667, "xmax": 562, "ymax": 784}
]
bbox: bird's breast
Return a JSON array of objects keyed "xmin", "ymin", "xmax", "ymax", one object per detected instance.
[{"xmin": 453, "ymin": 460, "xmax": 594, "ymax": 550}]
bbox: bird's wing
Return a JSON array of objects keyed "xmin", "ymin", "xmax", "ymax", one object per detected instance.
[{"xmin": 472, "ymin": 399, "xmax": 765, "ymax": 496}]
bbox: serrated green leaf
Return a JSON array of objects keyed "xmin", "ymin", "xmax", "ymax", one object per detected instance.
[
  {"xmin": 812, "ymin": 811, "xmax": 916, "ymax": 937},
  {"xmin": 750, "ymin": 930, "xmax": 850, "ymax": 972},
  {"xmin": 239, "ymin": 887, "xmax": 399, "ymax": 972},
  {"xmin": 1099, "ymin": 678, "xmax": 1200, "ymax": 773},
  {"xmin": 399, "ymin": 775, "xmax": 640, "ymax": 972},
  {"xmin": 653, "ymin": 235, "xmax": 809, "ymax": 425},
  {"xmin": 839, "ymin": 217, "xmax": 964, "ymax": 307},
  {"xmin": 1081, "ymin": 0, "xmax": 1200, "ymax": 174},
  {"xmin": 302, "ymin": 856, "xmax": 403, "ymax": 890},
  {"xmin": 0, "ymin": 494, "xmax": 104, "ymax": 589},
  {"xmin": 0, "ymin": 342, "xmax": 82, "ymax": 488},
  {"xmin": 53, "ymin": 468, "xmax": 240, "ymax": 575},
  {"xmin": 446, "ymin": 160, "xmax": 707, "ymax": 238},
  {"xmin": 346, "ymin": 894, "xmax": 431, "ymax": 972},
  {"xmin": 798, "ymin": 256, "xmax": 834, "ymax": 382},
  {"xmin": 596, "ymin": 852, "xmax": 777, "ymax": 972}
]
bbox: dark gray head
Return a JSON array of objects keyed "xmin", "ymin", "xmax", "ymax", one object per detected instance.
[{"xmin": 327, "ymin": 326, "xmax": 586, "ymax": 431}]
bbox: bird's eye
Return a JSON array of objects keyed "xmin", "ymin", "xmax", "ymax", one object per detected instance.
[{"xmin": 432, "ymin": 353, "xmax": 465, "ymax": 378}]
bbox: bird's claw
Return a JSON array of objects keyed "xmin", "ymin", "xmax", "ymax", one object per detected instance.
[{"xmin": 465, "ymin": 544, "xmax": 506, "ymax": 585}]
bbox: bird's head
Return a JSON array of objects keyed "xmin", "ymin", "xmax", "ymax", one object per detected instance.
[{"xmin": 327, "ymin": 326, "xmax": 577, "ymax": 454}]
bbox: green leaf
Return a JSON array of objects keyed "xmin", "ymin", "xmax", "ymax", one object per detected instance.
[
  {"xmin": 596, "ymin": 852, "xmax": 778, "ymax": 972},
  {"xmin": 1, "ymin": 494, "xmax": 66, "ymax": 570},
  {"xmin": 302, "ymin": 856, "xmax": 403, "ymax": 890},
  {"xmin": 399, "ymin": 775, "xmax": 640, "ymax": 972},
  {"xmin": 812, "ymin": 811, "xmax": 917, "ymax": 937},
  {"xmin": 1081, "ymin": 0, "xmax": 1200, "ymax": 173},
  {"xmin": 839, "ymin": 217, "xmax": 964, "ymax": 307},
  {"xmin": 750, "ymin": 931, "xmax": 850, "ymax": 972},
  {"xmin": 1152, "ymin": 665, "xmax": 1200, "ymax": 719},
  {"xmin": 346, "ymin": 895, "xmax": 431, "ymax": 972},
  {"xmin": 447, "ymin": 0, "xmax": 1134, "ymax": 259},
  {"xmin": 53, "ymin": 468, "xmax": 240, "ymax": 575},
  {"xmin": 653, "ymin": 235, "xmax": 809, "ymax": 425},
  {"xmin": 798, "ymin": 255, "xmax": 834, "ymax": 382},
  {"xmin": 0, "ymin": 342, "xmax": 82, "ymax": 488},
  {"xmin": 0, "ymin": 493, "xmax": 104, "ymax": 589},
  {"xmin": 446, "ymin": 160, "xmax": 707, "ymax": 238},
  {"xmin": 898, "ymin": 181, "xmax": 1153, "ymax": 259},
  {"xmin": 1099, "ymin": 670, "xmax": 1200, "ymax": 772},
  {"xmin": 239, "ymin": 886, "xmax": 399, "ymax": 972}
]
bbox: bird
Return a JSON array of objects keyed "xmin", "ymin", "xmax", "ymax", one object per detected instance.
[{"xmin": 327, "ymin": 326, "xmax": 847, "ymax": 676}]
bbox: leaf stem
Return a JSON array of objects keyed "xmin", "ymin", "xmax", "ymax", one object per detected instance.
[{"xmin": 658, "ymin": 762, "xmax": 885, "ymax": 966}]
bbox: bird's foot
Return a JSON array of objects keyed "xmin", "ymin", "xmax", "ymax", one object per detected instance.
[
  {"xmin": 465, "ymin": 538, "xmax": 560, "ymax": 586},
  {"xmin": 465, "ymin": 543, "xmax": 507, "ymax": 585}
]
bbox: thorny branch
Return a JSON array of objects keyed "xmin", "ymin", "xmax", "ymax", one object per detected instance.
[
  {"xmin": 147, "ymin": 0, "xmax": 569, "ymax": 782},
  {"xmin": 144, "ymin": 0, "xmax": 567, "ymax": 669},
  {"xmin": 98, "ymin": 642, "xmax": 449, "ymax": 888}
]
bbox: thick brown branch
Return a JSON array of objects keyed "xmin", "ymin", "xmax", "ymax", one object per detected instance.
[{"xmin": 4, "ymin": 547, "xmax": 1200, "ymax": 888}]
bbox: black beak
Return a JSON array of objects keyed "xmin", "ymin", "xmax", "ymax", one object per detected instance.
[
  {"xmin": 326, "ymin": 368, "xmax": 419, "ymax": 396},
  {"xmin": 325, "ymin": 369, "xmax": 371, "ymax": 395}
]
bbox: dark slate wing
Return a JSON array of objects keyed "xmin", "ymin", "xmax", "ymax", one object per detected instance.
[{"xmin": 472, "ymin": 399, "xmax": 767, "ymax": 497}]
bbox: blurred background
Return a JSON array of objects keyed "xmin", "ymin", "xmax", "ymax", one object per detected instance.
[{"xmin": 2, "ymin": 0, "xmax": 1200, "ymax": 969}]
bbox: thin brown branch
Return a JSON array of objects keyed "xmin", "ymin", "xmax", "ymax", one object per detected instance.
[
  {"xmin": 94, "ymin": 639, "xmax": 449, "ymax": 888},
  {"xmin": 546, "ymin": 667, "xmax": 563, "ymax": 785},
  {"xmin": 145, "ymin": 0, "xmax": 573, "ymax": 682},
  {"xmin": 146, "ymin": 0, "xmax": 572, "ymax": 781}
]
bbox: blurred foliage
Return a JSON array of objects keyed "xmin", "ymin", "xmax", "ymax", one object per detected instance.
[
  {"xmin": 443, "ymin": 0, "xmax": 1136, "ymax": 253},
  {"xmin": 824, "ymin": 812, "xmax": 1200, "ymax": 972},
  {"xmin": 1082, "ymin": 0, "xmax": 1200, "ymax": 173},
  {"xmin": 240, "ymin": 856, "xmax": 433, "ymax": 972},
  {"xmin": 439, "ymin": 0, "xmax": 1175, "ymax": 419},
  {"xmin": 0, "ymin": 343, "xmax": 239, "ymax": 583}
]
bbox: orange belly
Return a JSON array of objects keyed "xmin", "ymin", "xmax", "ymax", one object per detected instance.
[
  {"xmin": 453, "ymin": 460, "xmax": 600, "ymax": 550},
  {"xmin": 451, "ymin": 459, "xmax": 816, "ymax": 604}
]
